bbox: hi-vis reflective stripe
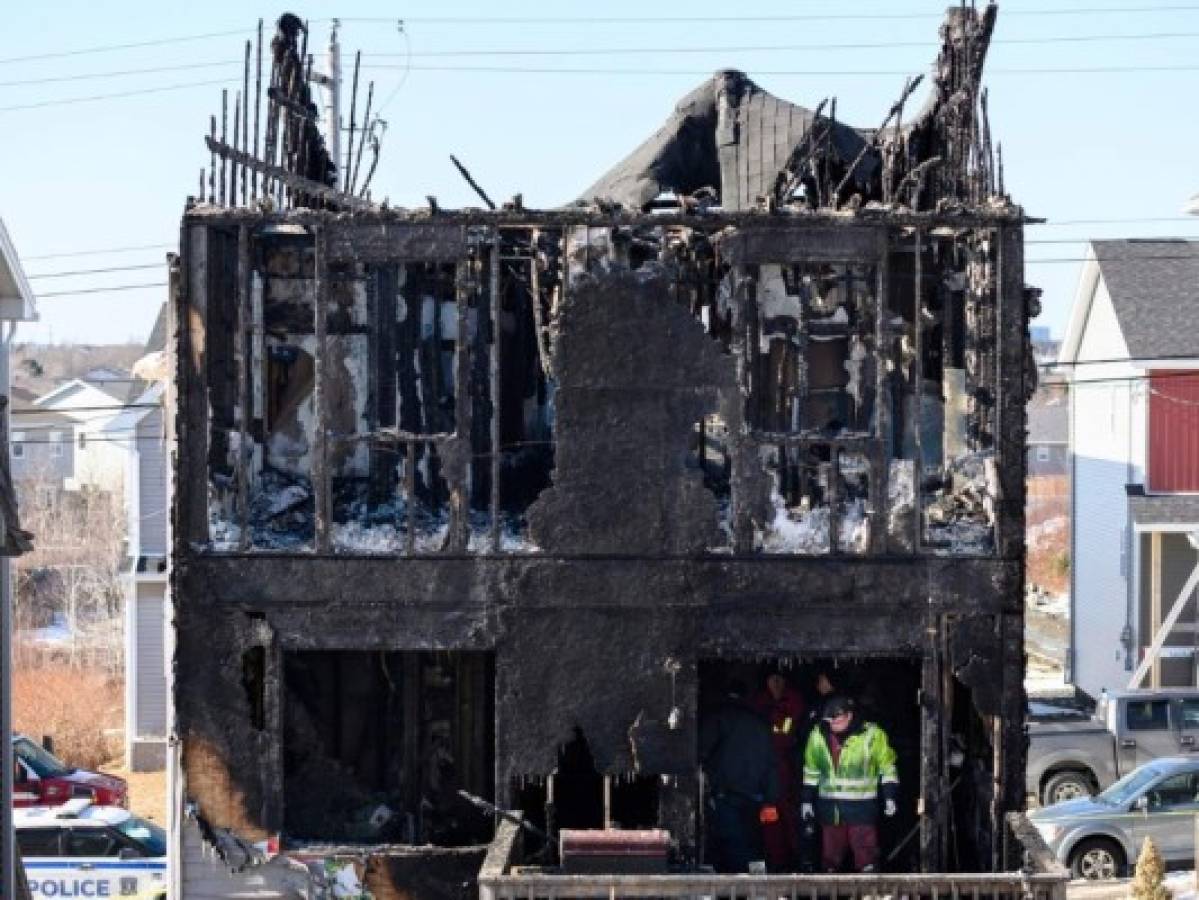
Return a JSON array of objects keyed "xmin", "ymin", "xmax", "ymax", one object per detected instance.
[
  {"xmin": 819, "ymin": 790, "xmax": 884, "ymax": 801},
  {"xmin": 773, "ymin": 717, "xmax": 793, "ymax": 735}
]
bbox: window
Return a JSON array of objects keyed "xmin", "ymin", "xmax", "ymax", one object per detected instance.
[
  {"xmin": 1147, "ymin": 772, "xmax": 1199, "ymax": 810},
  {"xmin": 50, "ymin": 431, "xmax": 63, "ymax": 458},
  {"xmin": 16, "ymin": 828, "xmax": 62, "ymax": 857},
  {"xmin": 77, "ymin": 431, "xmax": 86, "ymax": 449},
  {"xmin": 65, "ymin": 828, "xmax": 119, "ymax": 857},
  {"xmin": 11, "ymin": 431, "xmax": 24, "ymax": 459},
  {"xmin": 36, "ymin": 486, "xmax": 53, "ymax": 509},
  {"xmin": 1127, "ymin": 699, "xmax": 1170, "ymax": 731},
  {"xmin": 1183, "ymin": 700, "xmax": 1199, "ymax": 730},
  {"xmin": 1036, "ymin": 446, "xmax": 1051, "ymax": 463}
]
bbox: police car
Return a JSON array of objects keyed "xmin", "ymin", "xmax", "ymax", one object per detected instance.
[{"xmin": 15, "ymin": 799, "xmax": 166, "ymax": 899}]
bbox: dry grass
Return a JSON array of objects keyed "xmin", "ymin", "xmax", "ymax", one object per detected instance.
[
  {"xmin": 12, "ymin": 664, "xmax": 123, "ymax": 771},
  {"xmin": 1026, "ymin": 498, "xmax": 1070, "ymax": 597}
]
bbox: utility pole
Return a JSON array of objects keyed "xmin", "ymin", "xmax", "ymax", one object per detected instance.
[{"xmin": 309, "ymin": 20, "xmax": 341, "ymax": 187}]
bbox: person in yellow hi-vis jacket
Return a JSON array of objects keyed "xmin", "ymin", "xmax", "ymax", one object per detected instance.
[{"xmin": 800, "ymin": 694, "xmax": 898, "ymax": 873}]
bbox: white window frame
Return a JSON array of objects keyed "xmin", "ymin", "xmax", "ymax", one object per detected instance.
[
  {"xmin": 1036, "ymin": 445, "xmax": 1051, "ymax": 463},
  {"xmin": 11, "ymin": 431, "xmax": 24, "ymax": 459},
  {"xmin": 49, "ymin": 431, "xmax": 63, "ymax": 458}
]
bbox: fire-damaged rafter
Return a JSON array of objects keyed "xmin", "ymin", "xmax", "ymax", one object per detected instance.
[{"xmin": 582, "ymin": 3, "xmax": 1000, "ymax": 215}]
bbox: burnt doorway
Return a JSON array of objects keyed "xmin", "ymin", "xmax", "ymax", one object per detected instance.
[
  {"xmin": 282, "ymin": 650, "xmax": 494, "ymax": 846},
  {"xmin": 512, "ymin": 728, "xmax": 661, "ymax": 857},
  {"xmin": 698, "ymin": 657, "xmax": 923, "ymax": 873}
]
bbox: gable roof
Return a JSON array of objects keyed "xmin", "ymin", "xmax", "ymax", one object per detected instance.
[
  {"xmin": 34, "ymin": 377, "xmax": 127, "ymax": 411},
  {"xmin": 1091, "ymin": 240, "xmax": 1199, "ymax": 361}
]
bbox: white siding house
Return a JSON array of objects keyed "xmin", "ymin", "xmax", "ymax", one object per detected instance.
[
  {"xmin": 108, "ymin": 317, "xmax": 171, "ymax": 771},
  {"xmin": 1060, "ymin": 240, "xmax": 1199, "ymax": 699}
]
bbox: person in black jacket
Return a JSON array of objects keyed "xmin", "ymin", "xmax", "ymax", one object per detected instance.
[{"xmin": 700, "ymin": 679, "xmax": 780, "ymax": 872}]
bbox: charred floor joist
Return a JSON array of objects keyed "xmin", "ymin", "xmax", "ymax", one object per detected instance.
[{"xmin": 171, "ymin": 5, "xmax": 1035, "ymax": 896}]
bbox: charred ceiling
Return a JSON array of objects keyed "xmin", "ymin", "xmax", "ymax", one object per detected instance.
[{"xmin": 173, "ymin": 3, "xmax": 1031, "ymax": 894}]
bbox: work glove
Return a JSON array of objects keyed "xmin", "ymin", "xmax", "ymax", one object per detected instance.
[
  {"xmin": 801, "ymin": 803, "xmax": 815, "ymax": 821},
  {"xmin": 883, "ymin": 799, "xmax": 897, "ymax": 818},
  {"xmin": 759, "ymin": 804, "xmax": 780, "ymax": 825}
]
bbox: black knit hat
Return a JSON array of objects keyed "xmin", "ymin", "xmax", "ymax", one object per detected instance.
[{"xmin": 822, "ymin": 694, "xmax": 854, "ymax": 719}]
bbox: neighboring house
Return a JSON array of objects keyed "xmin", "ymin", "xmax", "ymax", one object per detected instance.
[
  {"xmin": 32, "ymin": 376, "xmax": 129, "ymax": 493},
  {"xmin": 1059, "ymin": 239, "xmax": 1199, "ymax": 698},
  {"xmin": 110, "ymin": 307, "xmax": 169, "ymax": 771},
  {"xmin": 1027, "ymin": 382, "xmax": 1068, "ymax": 479},
  {"xmin": 8, "ymin": 390, "xmax": 77, "ymax": 496}
]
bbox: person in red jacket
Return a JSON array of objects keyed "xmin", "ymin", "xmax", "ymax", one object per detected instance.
[{"xmin": 751, "ymin": 666, "xmax": 806, "ymax": 871}]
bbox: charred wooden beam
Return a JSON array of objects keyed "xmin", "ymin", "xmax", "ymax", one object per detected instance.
[{"xmin": 204, "ymin": 137, "xmax": 374, "ymax": 211}]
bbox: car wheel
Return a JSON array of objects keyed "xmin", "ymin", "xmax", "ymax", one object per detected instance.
[
  {"xmin": 1044, "ymin": 771, "xmax": 1093, "ymax": 806},
  {"xmin": 1070, "ymin": 838, "xmax": 1124, "ymax": 881}
]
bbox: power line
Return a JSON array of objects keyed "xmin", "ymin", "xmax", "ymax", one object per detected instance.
[
  {"xmin": 344, "ymin": 6, "xmax": 1199, "ymax": 24},
  {"xmin": 11, "ymin": 404, "xmax": 162, "ymax": 417},
  {"xmin": 0, "ymin": 29, "xmax": 1196, "ymax": 92},
  {"xmin": 368, "ymin": 30, "xmax": 1199, "ymax": 58},
  {"xmin": 35, "ymin": 283, "xmax": 167, "ymax": 299},
  {"xmin": 0, "ymin": 60, "xmax": 240, "ymax": 89},
  {"xmin": 1045, "ymin": 353, "xmax": 1199, "ymax": 369},
  {"xmin": 26, "ymin": 264, "xmax": 163, "ymax": 281},
  {"xmin": 0, "ymin": 29, "xmax": 247, "ymax": 66},
  {"xmin": 23, "ymin": 244, "xmax": 173, "ymax": 262},
  {"xmin": 1, "ymin": 5, "xmax": 1194, "ymax": 71},
  {"xmin": 0, "ymin": 78, "xmax": 236, "ymax": 113},
  {"xmin": 365, "ymin": 63, "xmax": 1199, "ymax": 76}
]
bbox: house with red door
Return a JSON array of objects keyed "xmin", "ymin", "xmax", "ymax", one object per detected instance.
[{"xmin": 1059, "ymin": 240, "xmax": 1199, "ymax": 698}]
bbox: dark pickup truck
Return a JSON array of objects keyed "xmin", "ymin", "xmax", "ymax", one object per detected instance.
[{"xmin": 1027, "ymin": 689, "xmax": 1199, "ymax": 806}]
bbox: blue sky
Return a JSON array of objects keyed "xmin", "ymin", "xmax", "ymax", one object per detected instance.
[{"xmin": 1, "ymin": 0, "xmax": 1196, "ymax": 344}]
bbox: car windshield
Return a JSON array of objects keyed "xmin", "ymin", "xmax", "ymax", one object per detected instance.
[
  {"xmin": 1097, "ymin": 766, "xmax": 1163, "ymax": 806},
  {"xmin": 115, "ymin": 816, "xmax": 166, "ymax": 857},
  {"xmin": 14, "ymin": 738, "xmax": 71, "ymax": 778}
]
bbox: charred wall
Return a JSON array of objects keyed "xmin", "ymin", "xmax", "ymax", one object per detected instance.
[{"xmin": 171, "ymin": 207, "xmax": 1030, "ymax": 876}]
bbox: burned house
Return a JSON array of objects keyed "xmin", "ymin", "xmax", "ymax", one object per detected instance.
[{"xmin": 169, "ymin": 5, "xmax": 1051, "ymax": 897}]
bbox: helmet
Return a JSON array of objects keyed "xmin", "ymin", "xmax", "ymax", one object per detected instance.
[{"xmin": 822, "ymin": 694, "xmax": 854, "ymax": 720}]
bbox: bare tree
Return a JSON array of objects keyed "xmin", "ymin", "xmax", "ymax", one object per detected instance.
[{"xmin": 13, "ymin": 467, "xmax": 127, "ymax": 675}]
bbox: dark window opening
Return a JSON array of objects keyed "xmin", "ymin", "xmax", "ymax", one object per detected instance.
[
  {"xmin": 283, "ymin": 650, "xmax": 494, "ymax": 847},
  {"xmin": 241, "ymin": 646, "xmax": 266, "ymax": 731},
  {"xmin": 698, "ymin": 658, "xmax": 924, "ymax": 874},
  {"xmin": 948, "ymin": 676, "xmax": 994, "ymax": 873}
]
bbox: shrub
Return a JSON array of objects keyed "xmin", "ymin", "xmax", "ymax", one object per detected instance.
[
  {"xmin": 1131, "ymin": 836, "xmax": 1172, "ymax": 900},
  {"xmin": 12, "ymin": 664, "xmax": 122, "ymax": 771}
]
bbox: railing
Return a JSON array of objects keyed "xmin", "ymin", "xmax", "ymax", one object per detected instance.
[{"xmin": 478, "ymin": 815, "xmax": 1069, "ymax": 900}]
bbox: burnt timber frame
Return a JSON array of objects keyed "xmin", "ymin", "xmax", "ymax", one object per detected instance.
[{"xmin": 170, "ymin": 204, "xmax": 1030, "ymax": 875}]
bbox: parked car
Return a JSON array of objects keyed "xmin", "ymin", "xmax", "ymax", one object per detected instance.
[
  {"xmin": 1027, "ymin": 688, "xmax": 1199, "ymax": 806},
  {"xmin": 16, "ymin": 799, "xmax": 166, "ymax": 899},
  {"xmin": 12, "ymin": 734, "xmax": 128, "ymax": 808},
  {"xmin": 1029, "ymin": 756, "xmax": 1199, "ymax": 880}
]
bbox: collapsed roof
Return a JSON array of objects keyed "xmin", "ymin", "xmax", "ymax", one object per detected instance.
[{"xmin": 580, "ymin": 3, "xmax": 1000, "ymax": 213}]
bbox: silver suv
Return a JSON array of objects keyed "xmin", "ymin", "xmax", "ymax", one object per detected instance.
[{"xmin": 1029, "ymin": 756, "xmax": 1199, "ymax": 880}]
